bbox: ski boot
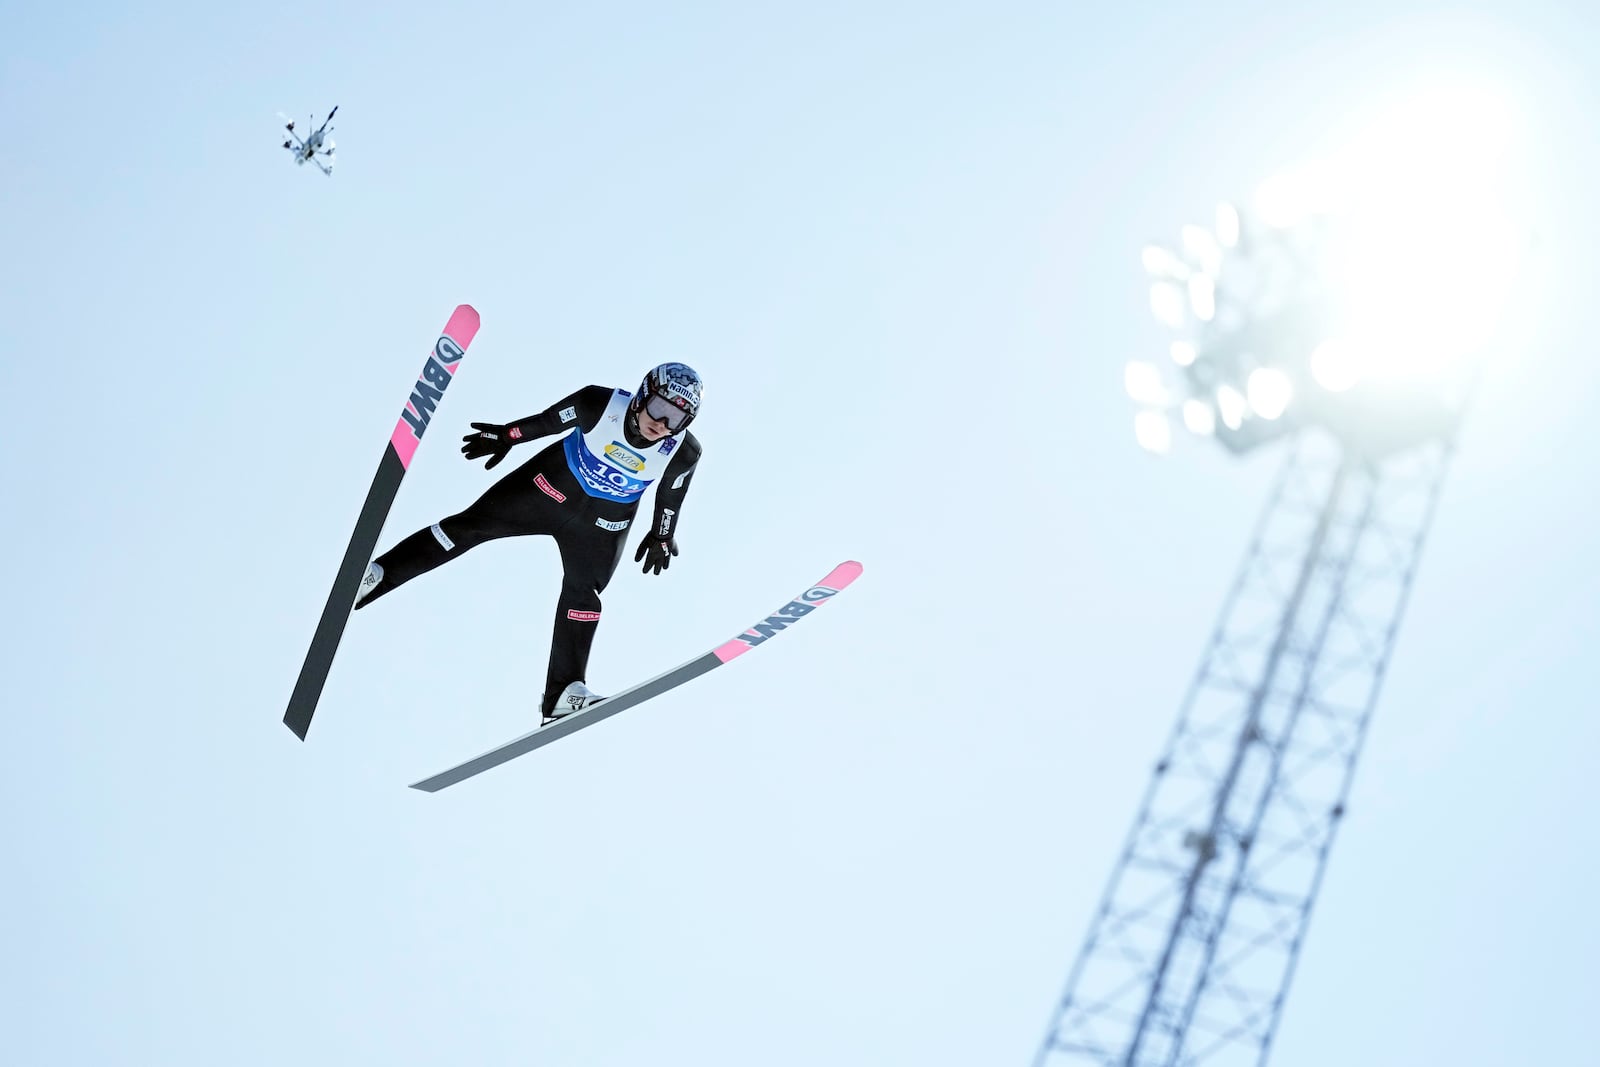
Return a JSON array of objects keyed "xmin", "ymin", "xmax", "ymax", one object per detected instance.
[
  {"xmin": 352, "ymin": 561, "xmax": 384, "ymax": 609},
  {"xmin": 543, "ymin": 682, "xmax": 607, "ymax": 725}
]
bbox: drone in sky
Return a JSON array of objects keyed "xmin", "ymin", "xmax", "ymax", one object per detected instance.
[{"xmin": 280, "ymin": 106, "xmax": 337, "ymax": 175}]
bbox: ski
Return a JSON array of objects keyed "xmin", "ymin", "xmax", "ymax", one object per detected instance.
[
  {"xmin": 284, "ymin": 304, "xmax": 481, "ymax": 740},
  {"xmin": 410, "ymin": 560, "xmax": 864, "ymax": 792}
]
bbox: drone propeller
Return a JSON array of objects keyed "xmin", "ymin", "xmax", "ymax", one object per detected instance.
[{"xmin": 312, "ymin": 107, "xmax": 338, "ymax": 137}]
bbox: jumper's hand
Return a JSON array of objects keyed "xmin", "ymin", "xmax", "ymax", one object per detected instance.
[
  {"xmin": 635, "ymin": 536, "xmax": 679, "ymax": 575},
  {"xmin": 461, "ymin": 422, "xmax": 514, "ymax": 469}
]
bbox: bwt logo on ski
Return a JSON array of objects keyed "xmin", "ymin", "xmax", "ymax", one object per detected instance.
[
  {"xmin": 400, "ymin": 335, "xmax": 467, "ymax": 439},
  {"xmin": 734, "ymin": 585, "xmax": 840, "ymax": 648}
]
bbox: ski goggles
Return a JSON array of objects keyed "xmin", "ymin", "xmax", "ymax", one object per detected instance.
[{"xmin": 643, "ymin": 394, "xmax": 692, "ymax": 431}]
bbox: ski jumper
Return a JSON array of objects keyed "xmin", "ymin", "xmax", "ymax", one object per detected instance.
[{"xmin": 357, "ymin": 385, "xmax": 702, "ymax": 714}]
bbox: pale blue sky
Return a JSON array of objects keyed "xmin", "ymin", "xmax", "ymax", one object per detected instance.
[{"xmin": 4, "ymin": 2, "xmax": 1598, "ymax": 1065}]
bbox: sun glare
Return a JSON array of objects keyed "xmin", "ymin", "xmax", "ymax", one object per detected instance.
[
  {"xmin": 1255, "ymin": 80, "xmax": 1530, "ymax": 388},
  {"xmin": 1135, "ymin": 76, "xmax": 1533, "ymax": 456}
]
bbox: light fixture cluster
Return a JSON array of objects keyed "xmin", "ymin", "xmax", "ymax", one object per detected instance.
[
  {"xmin": 1127, "ymin": 82, "xmax": 1532, "ymax": 459},
  {"xmin": 1127, "ymin": 201, "xmax": 1314, "ymax": 455}
]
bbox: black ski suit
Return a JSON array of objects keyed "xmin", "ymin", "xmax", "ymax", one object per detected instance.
[{"xmin": 357, "ymin": 385, "xmax": 702, "ymax": 715}]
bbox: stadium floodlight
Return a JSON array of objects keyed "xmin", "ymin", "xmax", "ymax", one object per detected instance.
[
  {"xmin": 1215, "ymin": 201, "xmax": 1240, "ymax": 248},
  {"xmin": 1124, "ymin": 79, "xmax": 1530, "ymax": 459},
  {"xmin": 1124, "ymin": 361, "xmax": 1169, "ymax": 406},
  {"xmin": 1247, "ymin": 367, "xmax": 1293, "ymax": 419},
  {"xmin": 1254, "ymin": 171, "xmax": 1308, "ymax": 229},
  {"xmin": 1043, "ymin": 83, "xmax": 1534, "ymax": 1067},
  {"xmin": 1150, "ymin": 282, "xmax": 1187, "ymax": 328},
  {"xmin": 1216, "ymin": 384, "xmax": 1247, "ymax": 430},
  {"xmin": 1182, "ymin": 224, "xmax": 1223, "ymax": 277},
  {"xmin": 1142, "ymin": 245, "xmax": 1190, "ymax": 279},
  {"xmin": 1186, "ymin": 273, "xmax": 1216, "ymax": 321},
  {"xmin": 1134, "ymin": 410, "xmax": 1173, "ymax": 454},
  {"xmin": 1310, "ymin": 338, "xmax": 1362, "ymax": 392},
  {"xmin": 1181, "ymin": 398, "xmax": 1216, "ymax": 436},
  {"xmin": 1254, "ymin": 165, "xmax": 1339, "ymax": 229}
]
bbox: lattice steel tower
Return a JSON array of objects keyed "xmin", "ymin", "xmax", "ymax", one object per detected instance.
[{"xmin": 1033, "ymin": 183, "xmax": 1523, "ymax": 1067}]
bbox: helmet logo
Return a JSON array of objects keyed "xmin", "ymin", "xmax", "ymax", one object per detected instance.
[{"xmin": 636, "ymin": 363, "xmax": 702, "ymax": 432}]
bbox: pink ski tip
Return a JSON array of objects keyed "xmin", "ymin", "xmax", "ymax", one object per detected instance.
[
  {"xmin": 445, "ymin": 304, "xmax": 480, "ymax": 345},
  {"xmin": 389, "ymin": 304, "xmax": 482, "ymax": 470},
  {"xmin": 821, "ymin": 560, "xmax": 864, "ymax": 589}
]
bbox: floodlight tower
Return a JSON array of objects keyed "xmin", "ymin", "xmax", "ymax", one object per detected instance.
[{"xmin": 1032, "ymin": 167, "xmax": 1525, "ymax": 1066}]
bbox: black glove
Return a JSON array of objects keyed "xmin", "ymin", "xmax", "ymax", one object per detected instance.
[
  {"xmin": 461, "ymin": 422, "xmax": 514, "ymax": 469},
  {"xmin": 635, "ymin": 536, "xmax": 679, "ymax": 575}
]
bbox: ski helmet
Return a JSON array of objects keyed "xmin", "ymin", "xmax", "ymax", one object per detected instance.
[{"xmin": 630, "ymin": 362, "xmax": 703, "ymax": 435}]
